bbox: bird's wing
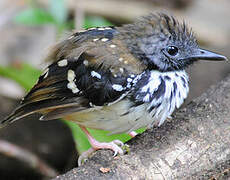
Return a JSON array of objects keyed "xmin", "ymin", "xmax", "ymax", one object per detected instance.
[
  {"xmin": 46, "ymin": 27, "xmax": 146, "ymax": 74},
  {"xmin": 1, "ymin": 27, "xmax": 141, "ymax": 127}
]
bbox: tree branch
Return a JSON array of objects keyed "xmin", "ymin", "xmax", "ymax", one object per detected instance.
[{"xmin": 53, "ymin": 74, "xmax": 230, "ymax": 179}]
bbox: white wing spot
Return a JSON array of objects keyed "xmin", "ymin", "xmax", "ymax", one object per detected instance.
[
  {"xmin": 130, "ymin": 74, "xmax": 135, "ymax": 78},
  {"xmin": 101, "ymin": 38, "xmax": 109, "ymax": 42},
  {"xmin": 112, "ymin": 84, "xmax": 123, "ymax": 91},
  {"xmin": 93, "ymin": 38, "xmax": 99, "ymax": 42},
  {"xmin": 124, "ymin": 60, "xmax": 128, "ymax": 64},
  {"xmin": 67, "ymin": 70, "xmax": 80, "ymax": 94},
  {"xmin": 110, "ymin": 44, "xmax": 116, "ymax": 48},
  {"xmin": 88, "ymin": 27, "xmax": 96, "ymax": 30},
  {"xmin": 72, "ymin": 87, "xmax": 80, "ymax": 93},
  {"xmin": 119, "ymin": 68, "xmax": 124, "ymax": 73},
  {"xmin": 83, "ymin": 60, "xmax": 89, "ymax": 66},
  {"xmin": 110, "ymin": 68, "xmax": 115, "ymax": 73},
  {"xmin": 67, "ymin": 82, "xmax": 76, "ymax": 89},
  {"xmin": 97, "ymin": 27, "xmax": 105, "ymax": 30},
  {"xmin": 42, "ymin": 68, "xmax": 49, "ymax": 79},
  {"xmin": 67, "ymin": 70, "xmax": 76, "ymax": 82},
  {"xmin": 105, "ymin": 27, "xmax": 112, "ymax": 30},
  {"xmin": 58, "ymin": 59, "xmax": 68, "ymax": 67},
  {"xmin": 91, "ymin": 71, "xmax": 101, "ymax": 79},
  {"xmin": 127, "ymin": 78, "xmax": 132, "ymax": 82},
  {"xmin": 118, "ymin": 57, "xmax": 123, "ymax": 62}
]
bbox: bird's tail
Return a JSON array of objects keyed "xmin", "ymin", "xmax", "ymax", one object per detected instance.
[
  {"xmin": 1, "ymin": 58, "xmax": 89, "ymax": 129},
  {"xmin": 0, "ymin": 105, "xmax": 33, "ymax": 128},
  {"xmin": 0, "ymin": 97, "xmax": 86, "ymax": 129}
]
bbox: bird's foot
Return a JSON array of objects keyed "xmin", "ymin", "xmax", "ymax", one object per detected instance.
[
  {"xmin": 129, "ymin": 131, "xmax": 138, "ymax": 137},
  {"xmin": 78, "ymin": 139, "xmax": 125, "ymax": 166}
]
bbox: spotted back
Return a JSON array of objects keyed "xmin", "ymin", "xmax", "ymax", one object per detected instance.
[
  {"xmin": 46, "ymin": 27, "xmax": 146, "ymax": 76},
  {"xmin": 1, "ymin": 27, "xmax": 146, "ymax": 126}
]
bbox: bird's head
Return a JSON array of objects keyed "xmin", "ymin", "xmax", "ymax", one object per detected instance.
[{"xmin": 119, "ymin": 13, "xmax": 227, "ymax": 72}]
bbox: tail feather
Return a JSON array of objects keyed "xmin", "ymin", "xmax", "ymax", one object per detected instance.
[
  {"xmin": 1, "ymin": 97, "xmax": 89, "ymax": 128},
  {"xmin": 1, "ymin": 59, "xmax": 89, "ymax": 128}
]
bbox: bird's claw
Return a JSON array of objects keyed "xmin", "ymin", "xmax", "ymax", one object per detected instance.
[
  {"xmin": 78, "ymin": 147, "xmax": 95, "ymax": 166},
  {"xmin": 78, "ymin": 139, "xmax": 125, "ymax": 166}
]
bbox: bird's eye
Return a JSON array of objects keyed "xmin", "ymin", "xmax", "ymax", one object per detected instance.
[{"xmin": 166, "ymin": 46, "xmax": 178, "ymax": 56}]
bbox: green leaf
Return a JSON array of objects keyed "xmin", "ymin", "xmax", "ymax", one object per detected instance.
[
  {"xmin": 0, "ymin": 63, "xmax": 41, "ymax": 91},
  {"xmin": 49, "ymin": 0, "xmax": 68, "ymax": 25},
  {"xmin": 14, "ymin": 7, "xmax": 55, "ymax": 26},
  {"xmin": 84, "ymin": 16, "xmax": 113, "ymax": 29}
]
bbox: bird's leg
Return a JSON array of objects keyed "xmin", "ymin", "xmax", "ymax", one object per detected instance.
[{"xmin": 78, "ymin": 125, "xmax": 124, "ymax": 166}]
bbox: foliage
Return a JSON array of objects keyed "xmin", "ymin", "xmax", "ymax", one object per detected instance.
[
  {"xmin": 14, "ymin": 0, "xmax": 69, "ymax": 34},
  {"xmin": 0, "ymin": 63, "xmax": 41, "ymax": 92}
]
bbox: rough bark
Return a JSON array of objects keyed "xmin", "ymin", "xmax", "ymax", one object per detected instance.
[{"xmin": 53, "ymin": 74, "xmax": 230, "ymax": 180}]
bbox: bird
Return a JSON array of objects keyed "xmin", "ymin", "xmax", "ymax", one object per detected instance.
[{"xmin": 1, "ymin": 13, "xmax": 227, "ymax": 165}]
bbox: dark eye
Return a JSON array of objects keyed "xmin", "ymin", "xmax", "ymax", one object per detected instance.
[{"xmin": 167, "ymin": 46, "xmax": 178, "ymax": 56}]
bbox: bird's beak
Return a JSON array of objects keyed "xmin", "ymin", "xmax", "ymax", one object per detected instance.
[{"xmin": 191, "ymin": 49, "xmax": 228, "ymax": 61}]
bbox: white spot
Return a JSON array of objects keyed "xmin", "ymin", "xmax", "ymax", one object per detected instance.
[
  {"xmin": 110, "ymin": 44, "xmax": 116, "ymax": 48},
  {"xmin": 42, "ymin": 68, "xmax": 49, "ymax": 79},
  {"xmin": 124, "ymin": 60, "xmax": 128, "ymax": 64},
  {"xmin": 143, "ymin": 93, "xmax": 150, "ymax": 102},
  {"xmin": 119, "ymin": 68, "xmax": 124, "ymax": 73},
  {"xmin": 118, "ymin": 57, "xmax": 123, "ymax": 62},
  {"xmin": 68, "ymin": 35, "xmax": 74, "ymax": 40},
  {"xmin": 58, "ymin": 59, "xmax": 68, "ymax": 67},
  {"xmin": 130, "ymin": 74, "xmax": 135, "ymax": 78},
  {"xmin": 91, "ymin": 71, "xmax": 101, "ymax": 79},
  {"xmin": 112, "ymin": 84, "xmax": 123, "ymax": 91},
  {"xmin": 101, "ymin": 38, "xmax": 109, "ymax": 42},
  {"xmin": 42, "ymin": 68, "xmax": 48, "ymax": 75},
  {"xmin": 105, "ymin": 27, "xmax": 112, "ymax": 30},
  {"xmin": 110, "ymin": 68, "xmax": 114, "ymax": 73},
  {"xmin": 44, "ymin": 72, "xmax": 49, "ymax": 79},
  {"xmin": 113, "ymin": 74, "xmax": 117, "ymax": 78},
  {"xmin": 74, "ymin": 57, "xmax": 78, "ymax": 60},
  {"xmin": 67, "ymin": 70, "xmax": 76, "ymax": 82},
  {"xmin": 89, "ymin": 102, "xmax": 93, "ymax": 106},
  {"xmin": 72, "ymin": 87, "xmax": 80, "ymax": 93},
  {"xmin": 126, "ymin": 83, "xmax": 131, "ymax": 88},
  {"xmin": 67, "ymin": 82, "xmax": 80, "ymax": 94},
  {"xmin": 98, "ymin": 27, "xmax": 105, "ymax": 30},
  {"xmin": 88, "ymin": 27, "xmax": 96, "ymax": 30},
  {"xmin": 67, "ymin": 82, "xmax": 76, "ymax": 89},
  {"xmin": 127, "ymin": 78, "xmax": 132, "ymax": 82},
  {"xmin": 83, "ymin": 60, "xmax": 89, "ymax": 66},
  {"xmin": 93, "ymin": 38, "xmax": 99, "ymax": 42}
]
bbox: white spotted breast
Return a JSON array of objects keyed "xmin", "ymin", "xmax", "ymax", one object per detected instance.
[
  {"xmin": 69, "ymin": 70, "xmax": 189, "ymax": 134},
  {"xmin": 132, "ymin": 70, "xmax": 189, "ymax": 127}
]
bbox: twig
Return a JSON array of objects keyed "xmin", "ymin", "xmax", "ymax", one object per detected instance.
[
  {"xmin": 74, "ymin": 0, "xmax": 85, "ymax": 31},
  {"xmin": 0, "ymin": 139, "xmax": 58, "ymax": 178}
]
